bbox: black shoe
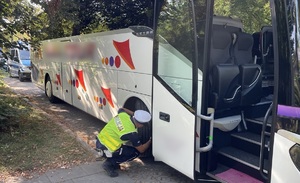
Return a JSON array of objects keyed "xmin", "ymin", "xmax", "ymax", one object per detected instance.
[
  {"xmin": 113, "ymin": 164, "xmax": 121, "ymax": 170},
  {"xmin": 102, "ymin": 160, "xmax": 119, "ymax": 177}
]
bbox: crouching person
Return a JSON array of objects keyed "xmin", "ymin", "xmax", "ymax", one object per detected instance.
[{"xmin": 96, "ymin": 107, "xmax": 152, "ymax": 177}]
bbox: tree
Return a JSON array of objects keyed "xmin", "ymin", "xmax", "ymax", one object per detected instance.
[
  {"xmin": 32, "ymin": 0, "xmax": 108, "ymax": 38},
  {"xmin": 31, "ymin": 0, "xmax": 154, "ymax": 39},
  {"xmin": 98, "ymin": 0, "xmax": 154, "ymax": 30},
  {"xmin": 0, "ymin": 0, "xmax": 46, "ymax": 55},
  {"xmin": 64, "ymin": 0, "xmax": 105, "ymax": 35},
  {"xmin": 0, "ymin": 0, "xmax": 29, "ymax": 54},
  {"xmin": 214, "ymin": 0, "xmax": 271, "ymax": 33},
  {"xmin": 31, "ymin": 0, "xmax": 65, "ymax": 39}
]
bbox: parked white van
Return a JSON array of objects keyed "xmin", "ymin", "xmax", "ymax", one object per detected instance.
[{"xmin": 7, "ymin": 47, "xmax": 32, "ymax": 82}]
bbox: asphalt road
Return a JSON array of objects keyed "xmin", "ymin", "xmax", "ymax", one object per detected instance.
[{"xmin": 3, "ymin": 76, "xmax": 195, "ymax": 183}]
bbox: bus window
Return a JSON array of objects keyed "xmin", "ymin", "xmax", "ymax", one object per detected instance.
[{"xmin": 155, "ymin": 0, "xmax": 196, "ymax": 105}]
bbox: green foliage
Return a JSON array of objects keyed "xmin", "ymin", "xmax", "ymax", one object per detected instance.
[
  {"xmin": 157, "ymin": 0, "xmax": 195, "ymax": 60},
  {"xmin": 0, "ymin": 0, "xmax": 47, "ymax": 54},
  {"xmin": 214, "ymin": 0, "xmax": 271, "ymax": 33},
  {"xmin": 98, "ymin": 0, "xmax": 154, "ymax": 30},
  {"xmin": 0, "ymin": 0, "xmax": 19, "ymax": 50},
  {"xmin": 31, "ymin": 0, "xmax": 153, "ymax": 39},
  {"xmin": 0, "ymin": 72, "xmax": 31, "ymax": 131},
  {"xmin": 32, "ymin": 0, "xmax": 108, "ymax": 38},
  {"xmin": 1, "ymin": 0, "xmax": 272, "ymax": 49}
]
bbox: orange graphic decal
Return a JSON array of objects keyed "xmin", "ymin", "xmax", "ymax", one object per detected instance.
[
  {"xmin": 113, "ymin": 40, "xmax": 135, "ymax": 70},
  {"xmin": 101, "ymin": 87, "xmax": 114, "ymax": 108},
  {"xmin": 74, "ymin": 69, "xmax": 86, "ymax": 91}
]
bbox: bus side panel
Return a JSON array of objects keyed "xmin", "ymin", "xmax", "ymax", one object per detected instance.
[
  {"xmin": 71, "ymin": 65, "xmax": 90, "ymax": 113},
  {"xmin": 61, "ymin": 63, "xmax": 72, "ymax": 105},
  {"xmin": 31, "ymin": 58, "xmax": 44, "ymax": 90},
  {"xmin": 127, "ymin": 36, "xmax": 153, "ymax": 75},
  {"xmin": 117, "ymin": 89, "xmax": 151, "ymax": 113},
  {"xmin": 118, "ymin": 71, "xmax": 152, "ymax": 96},
  {"xmin": 86, "ymin": 66, "xmax": 118, "ymax": 123},
  {"xmin": 50, "ymin": 62, "xmax": 63, "ymax": 100},
  {"xmin": 92, "ymin": 33, "xmax": 153, "ymax": 74}
]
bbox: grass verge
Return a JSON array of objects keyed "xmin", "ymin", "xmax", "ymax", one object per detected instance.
[{"xmin": 0, "ymin": 70, "xmax": 95, "ymax": 180}]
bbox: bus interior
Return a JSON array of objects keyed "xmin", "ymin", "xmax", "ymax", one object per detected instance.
[
  {"xmin": 205, "ymin": 0, "xmax": 274, "ymax": 181},
  {"xmin": 154, "ymin": 0, "xmax": 277, "ymax": 181}
]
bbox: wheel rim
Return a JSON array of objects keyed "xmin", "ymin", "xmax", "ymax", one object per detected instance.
[{"xmin": 45, "ymin": 80, "xmax": 52, "ymax": 97}]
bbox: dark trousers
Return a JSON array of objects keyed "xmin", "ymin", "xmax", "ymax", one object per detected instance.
[{"xmin": 96, "ymin": 138, "xmax": 140, "ymax": 166}]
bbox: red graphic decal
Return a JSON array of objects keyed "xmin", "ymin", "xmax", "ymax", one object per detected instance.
[
  {"xmin": 115, "ymin": 56, "xmax": 121, "ymax": 68},
  {"xmin": 113, "ymin": 40, "xmax": 135, "ymax": 70},
  {"xmin": 101, "ymin": 87, "xmax": 114, "ymax": 108},
  {"xmin": 56, "ymin": 74, "xmax": 61, "ymax": 86},
  {"xmin": 75, "ymin": 79, "xmax": 79, "ymax": 88},
  {"xmin": 74, "ymin": 69, "xmax": 86, "ymax": 91}
]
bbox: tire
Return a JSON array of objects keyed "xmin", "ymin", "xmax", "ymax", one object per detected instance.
[
  {"xmin": 134, "ymin": 99, "xmax": 152, "ymax": 157},
  {"xmin": 45, "ymin": 77, "xmax": 58, "ymax": 103},
  {"xmin": 8, "ymin": 68, "xmax": 12, "ymax": 78},
  {"xmin": 18, "ymin": 72, "xmax": 24, "ymax": 82}
]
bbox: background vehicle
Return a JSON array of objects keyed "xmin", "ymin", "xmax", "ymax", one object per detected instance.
[
  {"xmin": 0, "ymin": 57, "xmax": 7, "ymax": 71},
  {"xmin": 31, "ymin": 0, "xmax": 300, "ymax": 182},
  {"xmin": 7, "ymin": 46, "xmax": 32, "ymax": 82}
]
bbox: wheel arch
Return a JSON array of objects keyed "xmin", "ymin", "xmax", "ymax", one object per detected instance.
[
  {"xmin": 122, "ymin": 95, "xmax": 153, "ymax": 157},
  {"xmin": 44, "ymin": 72, "xmax": 58, "ymax": 103},
  {"xmin": 44, "ymin": 73, "xmax": 50, "ymax": 87},
  {"xmin": 123, "ymin": 96, "xmax": 151, "ymax": 113}
]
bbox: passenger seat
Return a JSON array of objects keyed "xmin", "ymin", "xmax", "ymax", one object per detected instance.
[{"xmin": 233, "ymin": 31, "xmax": 262, "ymax": 106}]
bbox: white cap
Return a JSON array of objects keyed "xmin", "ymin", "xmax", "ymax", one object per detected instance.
[{"xmin": 134, "ymin": 110, "xmax": 151, "ymax": 123}]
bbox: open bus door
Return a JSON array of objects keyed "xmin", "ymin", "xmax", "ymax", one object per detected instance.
[
  {"xmin": 152, "ymin": 0, "xmax": 210, "ymax": 180},
  {"xmin": 269, "ymin": 1, "xmax": 300, "ymax": 182}
]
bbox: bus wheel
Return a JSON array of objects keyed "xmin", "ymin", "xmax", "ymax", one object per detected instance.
[
  {"xmin": 124, "ymin": 98, "xmax": 152, "ymax": 157},
  {"xmin": 45, "ymin": 77, "xmax": 58, "ymax": 103},
  {"xmin": 134, "ymin": 99, "xmax": 152, "ymax": 157}
]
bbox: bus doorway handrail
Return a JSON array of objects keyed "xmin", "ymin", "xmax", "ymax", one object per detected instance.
[
  {"xmin": 259, "ymin": 102, "xmax": 273, "ymax": 180},
  {"xmin": 196, "ymin": 113, "xmax": 214, "ymax": 152}
]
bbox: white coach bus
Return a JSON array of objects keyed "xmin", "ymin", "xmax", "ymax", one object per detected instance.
[{"xmin": 31, "ymin": 0, "xmax": 300, "ymax": 182}]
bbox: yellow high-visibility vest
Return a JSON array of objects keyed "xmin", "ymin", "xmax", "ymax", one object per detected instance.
[{"xmin": 98, "ymin": 112, "xmax": 137, "ymax": 152}]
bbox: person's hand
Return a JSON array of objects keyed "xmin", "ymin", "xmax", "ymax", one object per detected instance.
[
  {"xmin": 148, "ymin": 137, "xmax": 152, "ymax": 143},
  {"xmin": 136, "ymin": 137, "xmax": 152, "ymax": 153}
]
